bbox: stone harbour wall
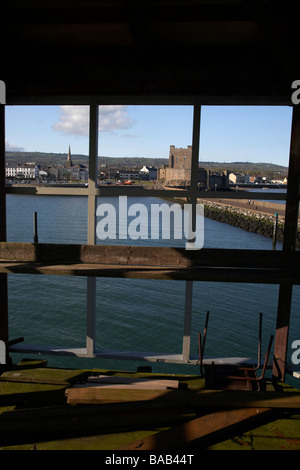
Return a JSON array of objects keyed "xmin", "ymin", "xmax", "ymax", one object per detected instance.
[{"xmin": 201, "ymin": 200, "xmax": 300, "ymax": 247}]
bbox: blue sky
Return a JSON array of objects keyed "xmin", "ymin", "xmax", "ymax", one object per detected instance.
[{"xmin": 5, "ymin": 104, "xmax": 293, "ymax": 167}]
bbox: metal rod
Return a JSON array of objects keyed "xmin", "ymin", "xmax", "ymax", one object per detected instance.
[
  {"xmin": 182, "ymin": 280, "xmax": 193, "ymax": 361},
  {"xmin": 33, "ymin": 212, "xmax": 38, "ymax": 243},
  {"xmin": 202, "ymin": 310, "xmax": 209, "ymax": 358},
  {"xmin": 198, "ymin": 311, "xmax": 209, "ymax": 376},
  {"xmin": 257, "ymin": 312, "xmax": 262, "ymax": 369},
  {"xmin": 272, "ymin": 212, "xmax": 278, "ymax": 249},
  {"xmin": 198, "ymin": 331, "xmax": 203, "ymax": 375},
  {"xmin": 258, "ymin": 335, "xmax": 274, "ymax": 381}
]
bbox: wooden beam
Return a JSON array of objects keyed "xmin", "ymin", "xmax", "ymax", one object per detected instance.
[
  {"xmin": 0, "ymin": 403, "xmax": 195, "ymax": 448},
  {"xmin": 0, "ymin": 244, "xmax": 299, "ymax": 284},
  {"xmin": 282, "ymin": 108, "xmax": 300, "ymax": 252},
  {"xmin": 9, "ymin": 4, "xmax": 251, "ymax": 25},
  {"xmin": 86, "ymin": 375, "xmax": 180, "ymax": 388},
  {"xmin": 0, "ymin": 243, "xmax": 300, "ymax": 269},
  {"xmin": 63, "ymin": 386, "xmax": 300, "ymax": 409},
  {"xmin": 119, "ymin": 407, "xmax": 272, "ymax": 450},
  {"xmin": 0, "ymin": 262, "xmax": 299, "ymax": 285},
  {"xmin": 273, "ymin": 106, "xmax": 300, "ymax": 383}
]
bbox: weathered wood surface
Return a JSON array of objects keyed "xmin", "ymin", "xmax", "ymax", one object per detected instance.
[
  {"xmin": 0, "ymin": 262, "xmax": 299, "ymax": 284},
  {"xmin": 119, "ymin": 407, "xmax": 272, "ymax": 450},
  {"xmin": 0, "ymin": 381, "xmax": 67, "ymax": 406},
  {"xmin": 0, "ymin": 367, "xmax": 89, "ymax": 385},
  {"xmin": 0, "ymin": 403, "xmax": 196, "ymax": 448},
  {"xmin": 1, "ymin": 243, "xmax": 299, "ymax": 283},
  {"xmin": 65, "ymin": 387, "xmax": 170, "ymax": 404},
  {"xmin": 1, "ymin": 242, "xmax": 300, "ymax": 268},
  {"xmin": 86, "ymin": 375, "xmax": 180, "ymax": 389},
  {"xmin": 65, "ymin": 386, "xmax": 300, "ymax": 408},
  {"xmin": 1, "ymin": 364, "xmax": 300, "ymax": 450}
]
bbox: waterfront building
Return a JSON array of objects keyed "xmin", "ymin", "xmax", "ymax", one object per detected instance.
[
  {"xmin": 118, "ymin": 169, "xmax": 140, "ymax": 180},
  {"xmin": 229, "ymin": 172, "xmax": 250, "ymax": 184},
  {"xmin": 139, "ymin": 165, "xmax": 158, "ymax": 180},
  {"xmin": 5, "ymin": 163, "xmax": 39, "ymax": 179},
  {"xmin": 208, "ymin": 170, "xmax": 229, "ymax": 190}
]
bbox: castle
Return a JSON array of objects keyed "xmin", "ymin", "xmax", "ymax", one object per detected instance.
[{"xmin": 159, "ymin": 145, "xmax": 228, "ymax": 189}]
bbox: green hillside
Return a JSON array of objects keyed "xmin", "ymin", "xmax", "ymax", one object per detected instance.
[{"xmin": 5, "ymin": 152, "xmax": 288, "ymax": 175}]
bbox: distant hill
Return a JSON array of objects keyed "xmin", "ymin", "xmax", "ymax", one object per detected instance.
[
  {"xmin": 6, "ymin": 151, "xmax": 89, "ymax": 167},
  {"xmin": 5, "ymin": 152, "xmax": 167, "ymax": 169},
  {"xmin": 199, "ymin": 161, "xmax": 288, "ymax": 175},
  {"xmin": 5, "ymin": 152, "xmax": 288, "ymax": 175}
]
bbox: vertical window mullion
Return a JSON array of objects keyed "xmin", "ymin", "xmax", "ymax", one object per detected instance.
[
  {"xmin": 86, "ymin": 102, "xmax": 99, "ymax": 356},
  {"xmin": 182, "ymin": 104, "xmax": 201, "ymax": 361},
  {"xmin": 0, "ymin": 104, "xmax": 8, "ymax": 344}
]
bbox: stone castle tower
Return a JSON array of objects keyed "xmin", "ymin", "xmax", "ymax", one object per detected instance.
[{"xmin": 169, "ymin": 145, "xmax": 192, "ymax": 170}]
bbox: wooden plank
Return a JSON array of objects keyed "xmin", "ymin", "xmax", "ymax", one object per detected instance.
[
  {"xmin": 1, "ymin": 242, "xmax": 300, "ymax": 269},
  {"xmin": 0, "ymin": 381, "xmax": 67, "ymax": 405},
  {"xmin": 86, "ymin": 375, "xmax": 180, "ymax": 388},
  {"xmin": 0, "ymin": 368, "xmax": 90, "ymax": 385},
  {"xmin": 65, "ymin": 387, "xmax": 300, "ymax": 408},
  {"xmin": 72, "ymin": 383, "xmax": 174, "ymax": 391},
  {"xmin": 0, "ymin": 261, "xmax": 299, "ymax": 284},
  {"xmin": 0, "ymin": 404, "xmax": 196, "ymax": 448},
  {"xmin": 65, "ymin": 387, "xmax": 171, "ymax": 405},
  {"xmin": 119, "ymin": 407, "xmax": 272, "ymax": 450}
]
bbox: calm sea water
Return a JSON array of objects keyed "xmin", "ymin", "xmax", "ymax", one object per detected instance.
[{"xmin": 5, "ymin": 193, "xmax": 300, "ymax": 385}]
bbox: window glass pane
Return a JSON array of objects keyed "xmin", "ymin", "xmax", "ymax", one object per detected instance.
[
  {"xmin": 98, "ymin": 105, "xmax": 193, "ymax": 191},
  {"xmin": 198, "ymin": 106, "xmax": 293, "ymax": 249},
  {"xmin": 7, "ymin": 194, "xmax": 87, "ymax": 244},
  {"xmin": 5, "ymin": 105, "xmax": 89, "ymax": 186}
]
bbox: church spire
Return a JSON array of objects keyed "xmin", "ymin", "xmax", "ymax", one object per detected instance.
[{"xmin": 67, "ymin": 145, "xmax": 72, "ymax": 168}]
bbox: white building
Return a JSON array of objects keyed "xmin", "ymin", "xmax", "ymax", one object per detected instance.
[
  {"xmin": 139, "ymin": 165, "xmax": 158, "ymax": 180},
  {"xmin": 6, "ymin": 163, "xmax": 39, "ymax": 179},
  {"xmin": 38, "ymin": 170, "xmax": 48, "ymax": 179}
]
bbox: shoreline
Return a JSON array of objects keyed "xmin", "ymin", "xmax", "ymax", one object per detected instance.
[{"xmin": 171, "ymin": 196, "xmax": 300, "ymax": 248}]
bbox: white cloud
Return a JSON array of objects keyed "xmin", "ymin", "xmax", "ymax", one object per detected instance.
[
  {"xmin": 52, "ymin": 105, "xmax": 135, "ymax": 136},
  {"xmin": 52, "ymin": 106, "xmax": 89, "ymax": 136},
  {"xmin": 5, "ymin": 140, "xmax": 24, "ymax": 152},
  {"xmin": 99, "ymin": 105, "xmax": 135, "ymax": 132}
]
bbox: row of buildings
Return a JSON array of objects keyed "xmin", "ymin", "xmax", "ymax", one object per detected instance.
[
  {"xmin": 100, "ymin": 165, "xmax": 158, "ymax": 182},
  {"xmin": 6, "ymin": 145, "xmax": 285, "ymax": 189},
  {"xmin": 5, "ymin": 146, "xmax": 159, "ymax": 183},
  {"xmin": 5, "ymin": 163, "xmax": 159, "ymax": 183},
  {"xmin": 159, "ymin": 145, "xmax": 287, "ymax": 188},
  {"xmin": 6, "ymin": 147, "xmax": 89, "ymax": 183},
  {"xmin": 5, "ymin": 162, "xmax": 89, "ymax": 182}
]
